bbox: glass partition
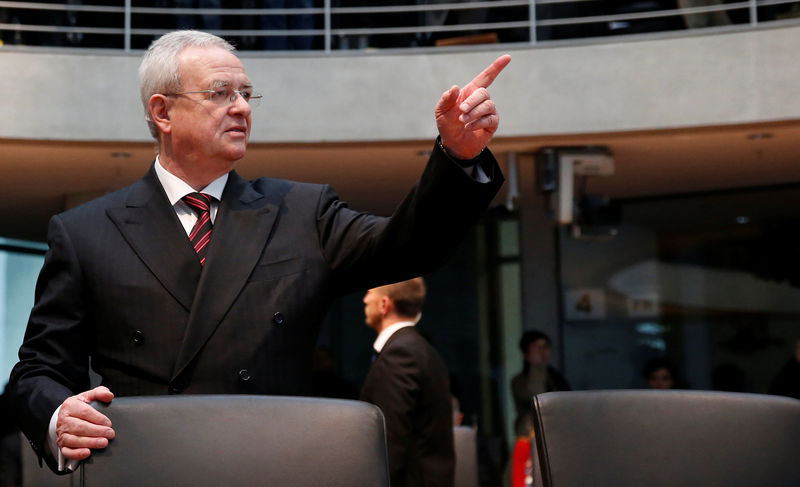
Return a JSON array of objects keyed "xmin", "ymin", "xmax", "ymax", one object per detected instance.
[
  {"xmin": 560, "ymin": 185, "xmax": 800, "ymax": 394},
  {"xmin": 0, "ymin": 238, "xmax": 45, "ymax": 393}
]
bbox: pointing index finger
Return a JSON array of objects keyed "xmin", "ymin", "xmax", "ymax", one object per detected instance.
[{"xmin": 469, "ymin": 54, "xmax": 511, "ymax": 89}]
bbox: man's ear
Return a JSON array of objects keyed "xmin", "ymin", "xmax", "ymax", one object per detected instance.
[
  {"xmin": 379, "ymin": 296, "xmax": 393, "ymax": 316},
  {"xmin": 149, "ymin": 94, "xmax": 172, "ymax": 135}
]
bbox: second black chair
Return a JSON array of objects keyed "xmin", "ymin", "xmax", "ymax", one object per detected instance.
[{"xmin": 532, "ymin": 389, "xmax": 800, "ymax": 487}]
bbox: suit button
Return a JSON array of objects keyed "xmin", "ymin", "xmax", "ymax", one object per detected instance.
[
  {"xmin": 272, "ymin": 312, "xmax": 285, "ymax": 325},
  {"xmin": 168, "ymin": 380, "xmax": 186, "ymax": 394},
  {"xmin": 132, "ymin": 330, "xmax": 144, "ymax": 346},
  {"xmin": 238, "ymin": 369, "xmax": 251, "ymax": 382}
]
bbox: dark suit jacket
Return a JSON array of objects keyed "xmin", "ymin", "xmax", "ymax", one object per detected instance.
[
  {"xmin": 7, "ymin": 142, "xmax": 502, "ymax": 470},
  {"xmin": 360, "ymin": 326, "xmax": 455, "ymax": 487}
]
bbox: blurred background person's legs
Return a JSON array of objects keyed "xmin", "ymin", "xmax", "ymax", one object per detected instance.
[
  {"xmin": 200, "ymin": 0, "xmax": 222, "ymax": 31},
  {"xmin": 262, "ymin": 0, "xmax": 314, "ymax": 50},
  {"xmin": 174, "ymin": 0, "xmax": 196, "ymax": 29},
  {"xmin": 288, "ymin": 0, "xmax": 313, "ymax": 49}
]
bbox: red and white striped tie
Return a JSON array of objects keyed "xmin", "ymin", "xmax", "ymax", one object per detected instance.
[{"xmin": 182, "ymin": 192, "xmax": 214, "ymax": 266}]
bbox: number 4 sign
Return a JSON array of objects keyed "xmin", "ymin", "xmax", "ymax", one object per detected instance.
[{"xmin": 564, "ymin": 288, "xmax": 606, "ymax": 320}]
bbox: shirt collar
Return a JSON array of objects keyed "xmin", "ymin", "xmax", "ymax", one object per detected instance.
[
  {"xmin": 154, "ymin": 155, "xmax": 228, "ymax": 205},
  {"xmin": 373, "ymin": 320, "xmax": 417, "ymax": 353}
]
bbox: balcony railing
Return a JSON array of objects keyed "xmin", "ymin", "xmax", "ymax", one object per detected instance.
[{"xmin": 0, "ymin": 0, "xmax": 799, "ymax": 52}]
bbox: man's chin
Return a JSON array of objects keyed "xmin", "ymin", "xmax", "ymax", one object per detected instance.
[{"xmin": 222, "ymin": 144, "xmax": 248, "ymax": 162}]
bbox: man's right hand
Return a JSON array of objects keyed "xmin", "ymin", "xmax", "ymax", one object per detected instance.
[{"xmin": 56, "ymin": 386, "xmax": 115, "ymax": 461}]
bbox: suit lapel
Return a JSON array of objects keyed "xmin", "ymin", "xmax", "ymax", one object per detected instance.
[
  {"xmin": 172, "ymin": 171, "xmax": 279, "ymax": 379},
  {"xmin": 106, "ymin": 166, "xmax": 200, "ymax": 311}
]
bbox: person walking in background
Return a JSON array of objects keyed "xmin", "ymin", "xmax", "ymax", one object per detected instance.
[
  {"xmin": 261, "ymin": 0, "xmax": 314, "ymax": 49},
  {"xmin": 511, "ymin": 330, "xmax": 570, "ymax": 437},
  {"xmin": 359, "ymin": 278, "xmax": 455, "ymax": 487},
  {"xmin": 509, "ymin": 330, "xmax": 569, "ymax": 487},
  {"xmin": 174, "ymin": 0, "xmax": 223, "ymax": 32}
]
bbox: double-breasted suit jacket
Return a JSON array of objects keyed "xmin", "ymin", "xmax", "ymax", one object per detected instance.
[{"xmin": 8, "ymin": 143, "xmax": 503, "ymax": 468}]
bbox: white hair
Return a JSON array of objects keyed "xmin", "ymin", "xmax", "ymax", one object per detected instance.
[{"xmin": 138, "ymin": 30, "xmax": 236, "ymax": 139}]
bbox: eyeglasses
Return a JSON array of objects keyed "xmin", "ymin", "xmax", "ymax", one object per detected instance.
[{"xmin": 167, "ymin": 87, "xmax": 263, "ymax": 107}]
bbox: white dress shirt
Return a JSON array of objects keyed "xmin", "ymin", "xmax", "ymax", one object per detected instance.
[
  {"xmin": 153, "ymin": 155, "xmax": 228, "ymax": 233},
  {"xmin": 372, "ymin": 321, "xmax": 417, "ymax": 354}
]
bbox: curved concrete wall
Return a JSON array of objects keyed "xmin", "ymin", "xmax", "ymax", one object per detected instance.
[{"xmin": 2, "ymin": 25, "xmax": 799, "ymax": 143}]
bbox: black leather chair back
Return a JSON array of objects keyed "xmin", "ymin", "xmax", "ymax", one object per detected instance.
[
  {"xmin": 532, "ymin": 390, "xmax": 800, "ymax": 487},
  {"xmin": 81, "ymin": 395, "xmax": 389, "ymax": 487}
]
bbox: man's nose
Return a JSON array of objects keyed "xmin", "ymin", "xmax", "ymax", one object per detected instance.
[{"xmin": 229, "ymin": 93, "xmax": 252, "ymax": 115}]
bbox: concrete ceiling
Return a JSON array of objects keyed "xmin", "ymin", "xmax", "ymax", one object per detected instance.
[{"xmin": 1, "ymin": 118, "xmax": 798, "ymax": 242}]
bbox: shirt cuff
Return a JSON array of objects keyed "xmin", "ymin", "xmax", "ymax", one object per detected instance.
[
  {"xmin": 47, "ymin": 406, "xmax": 79, "ymax": 472},
  {"xmin": 47, "ymin": 406, "xmax": 66, "ymax": 471},
  {"xmin": 436, "ymin": 137, "xmax": 490, "ymax": 183}
]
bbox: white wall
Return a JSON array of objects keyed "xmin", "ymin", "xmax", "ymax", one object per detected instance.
[{"xmin": 2, "ymin": 25, "xmax": 799, "ymax": 143}]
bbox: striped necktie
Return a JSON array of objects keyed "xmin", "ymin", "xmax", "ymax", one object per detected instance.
[{"xmin": 182, "ymin": 192, "xmax": 214, "ymax": 266}]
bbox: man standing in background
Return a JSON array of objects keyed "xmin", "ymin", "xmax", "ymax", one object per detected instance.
[{"xmin": 360, "ymin": 278, "xmax": 455, "ymax": 487}]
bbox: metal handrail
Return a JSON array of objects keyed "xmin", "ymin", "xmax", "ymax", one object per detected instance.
[
  {"xmin": 1, "ymin": 0, "xmax": 799, "ymax": 52},
  {"xmin": 537, "ymin": 1, "xmax": 753, "ymax": 27}
]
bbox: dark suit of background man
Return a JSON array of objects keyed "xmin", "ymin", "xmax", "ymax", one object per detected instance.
[
  {"xmin": 360, "ymin": 277, "xmax": 455, "ymax": 487},
  {"xmin": 6, "ymin": 30, "xmax": 509, "ymax": 473}
]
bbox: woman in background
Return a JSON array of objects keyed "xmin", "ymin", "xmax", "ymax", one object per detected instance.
[
  {"xmin": 643, "ymin": 356, "xmax": 681, "ymax": 389},
  {"xmin": 509, "ymin": 330, "xmax": 570, "ymax": 487}
]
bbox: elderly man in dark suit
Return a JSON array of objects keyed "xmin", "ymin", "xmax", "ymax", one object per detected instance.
[
  {"xmin": 360, "ymin": 277, "xmax": 454, "ymax": 487},
  {"xmin": 7, "ymin": 30, "xmax": 508, "ymax": 473}
]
